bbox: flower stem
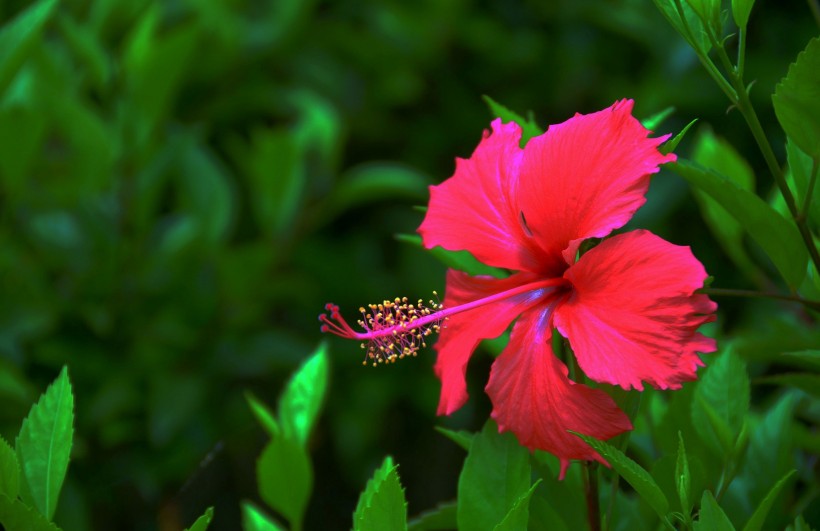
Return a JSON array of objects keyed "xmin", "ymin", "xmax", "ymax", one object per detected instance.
[
  {"xmin": 584, "ymin": 461, "xmax": 601, "ymax": 531},
  {"xmin": 699, "ymin": 287, "xmax": 820, "ymax": 311}
]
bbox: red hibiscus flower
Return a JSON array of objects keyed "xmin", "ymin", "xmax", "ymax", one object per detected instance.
[{"xmin": 321, "ymin": 100, "xmax": 717, "ymax": 477}]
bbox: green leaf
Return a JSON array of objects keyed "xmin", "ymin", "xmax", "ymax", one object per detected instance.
[
  {"xmin": 245, "ymin": 392, "xmax": 280, "ymax": 438},
  {"xmin": 571, "ymin": 432, "xmax": 669, "ymax": 520},
  {"xmin": 408, "ymin": 501, "xmax": 457, "ymax": 531},
  {"xmin": 457, "ymin": 421, "xmax": 533, "ymax": 531},
  {"xmin": 773, "ymin": 37, "xmax": 820, "ymax": 158},
  {"xmin": 691, "ymin": 350, "xmax": 750, "ymax": 456},
  {"xmin": 694, "ymin": 491, "xmax": 736, "ymax": 531},
  {"xmin": 742, "ymin": 470, "xmax": 796, "ymax": 531},
  {"xmin": 482, "ymin": 96, "xmax": 543, "ymax": 146},
  {"xmin": 353, "ymin": 456, "xmax": 408, "ymax": 531},
  {"xmin": 241, "ymin": 502, "xmax": 286, "ymax": 531},
  {"xmin": 329, "ymin": 163, "xmax": 431, "ymax": 216},
  {"xmin": 0, "ymin": 437, "xmax": 19, "ymax": 500},
  {"xmin": 184, "ymin": 506, "xmax": 214, "ymax": 531},
  {"xmin": 685, "ymin": 0, "xmax": 721, "ymax": 33},
  {"xmin": 742, "ymin": 393, "xmax": 797, "ymax": 505},
  {"xmin": 691, "ymin": 129, "xmax": 758, "ymax": 279},
  {"xmin": 755, "ymin": 373, "xmax": 820, "ymax": 398},
  {"xmin": 786, "ymin": 140, "xmax": 820, "ymax": 231},
  {"xmin": 395, "ymin": 234, "xmax": 507, "ymax": 278},
  {"xmin": 661, "ymin": 119, "xmax": 698, "ymax": 154},
  {"xmin": 15, "ymin": 366, "xmax": 74, "ymax": 521},
  {"xmin": 652, "ymin": 0, "xmax": 712, "ymax": 53},
  {"xmin": 786, "ymin": 515, "xmax": 815, "ymax": 531},
  {"xmin": 257, "ymin": 435, "xmax": 312, "ymax": 530},
  {"xmin": 278, "ymin": 343, "xmax": 329, "ymax": 446},
  {"xmin": 676, "ymin": 432, "xmax": 692, "ymax": 516},
  {"xmin": 434, "ymin": 426, "xmax": 474, "ymax": 452},
  {"xmin": 780, "ymin": 349, "xmax": 820, "ymax": 371},
  {"xmin": 642, "ymin": 106, "xmax": 675, "ymax": 131},
  {"xmin": 494, "ymin": 480, "xmax": 541, "ymax": 531},
  {"xmin": 671, "ymin": 159, "xmax": 808, "ymax": 289},
  {"xmin": 0, "ymin": 494, "xmax": 61, "ymax": 531},
  {"xmin": 731, "ymin": 0, "xmax": 755, "ymax": 28},
  {"xmin": 0, "ymin": 0, "xmax": 58, "ymax": 96}
]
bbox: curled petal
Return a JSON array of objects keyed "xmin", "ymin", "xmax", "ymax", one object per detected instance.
[
  {"xmin": 555, "ymin": 230, "xmax": 718, "ymax": 391},
  {"xmin": 518, "ymin": 99, "xmax": 676, "ymax": 271},
  {"xmin": 419, "ymin": 119, "xmax": 548, "ymax": 272},
  {"xmin": 485, "ymin": 306, "xmax": 632, "ymax": 479},
  {"xmin": 434, "ymin": 270, "xmax": 545, "ymax": 415}
]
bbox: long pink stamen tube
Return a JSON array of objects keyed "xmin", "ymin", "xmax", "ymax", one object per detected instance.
[{"xmin": 319, "ymin": 278, "xmax": 565, "ymax": 366}]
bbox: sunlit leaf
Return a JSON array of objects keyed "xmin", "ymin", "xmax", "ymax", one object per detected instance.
[
  {"xmin": 241, "ymin": 502, "xmax": 286, "ymax": 531},
  {"xmin": 482, "ymin": 95, "xmax": 543, "ymax": 146},
  {"xmin": 458, "ymin": 421, "xmax": 532, "ymax": 531},
  {"xmin": 773, "ymin": 37, "xmax": 820, "ymax": 158},
  {"xmin": 572, "ymin": 432, "xmax": 669, "ymax": 520},
  {"xmin": 245, "ymin": 392, "xmax": 279, "ymax": 438},
  {"xmin": 642, "ymin": 106, "xmax": 675, "ymax": 131},
  {"xmin": 184, "ymin": 506, "xmax": 214, "ymax": 531},
  {"xmin": 353, "ymin": 456, "xmax": 408, "ymax": 531},
  {"xmin": 15, "ymin": 366, "xmax": 74, "ymax": 521},
  {"xmin": 278, "ymin": 343, "xmax": 329, "ymax": 446}
]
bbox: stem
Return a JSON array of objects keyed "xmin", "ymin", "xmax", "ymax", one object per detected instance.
[
  {"xmin": 700, "ymin": 287, "xmax": 820, "ymax": 311},
  {"xmin": 584, "ymin": 462, "xmax": 601, "ymax": 531},
  {"xmin": 737, "ymin": 28, "xmax": 746, "ymax": 80},
  {"xmin": 801, "ymin": 157, "xmax": 819, "ymax": 219}
]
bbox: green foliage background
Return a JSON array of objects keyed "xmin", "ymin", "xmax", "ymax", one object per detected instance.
[{"xmin": 0, "ymin": 0, "xmax": 816, "ymax": 529}]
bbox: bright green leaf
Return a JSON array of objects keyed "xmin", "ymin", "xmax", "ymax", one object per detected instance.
[
  {"xmin": 773, "ymin": 37, "xmax": 820, "ymax": 158},
  {"xmin": 434, "ymin": 426, "xmax": 474, "ymax": 452},
  {"xmin": 15, "ymin": 366, "xmax": 74, "ymax": 521},
  {"xmin": 395, "ymin": 234, "xmax": 507, "ymax": 278},
  {"xmin": 676, "ymin": 432, "xmax": 692, "ymax": 516},
  {"xmin": 0, "ymin": 494, "xmax": 61, "ymax": 531},
  {"xmin": 458, "ymin": 421, "xmax": 533, "ymax": 531},
  {"xmin": 572, "ymin": 432, "xmax": 669, "ymax": 520},
  {"xmin": 691, "ymin": 349, "xmax": 749, "ymax": 457},
  {"xmin": 353, "ymin": 456, "xmax": 408, "ymax": 531},
  {"xmin": 0, "ymin": 0, "xmax": 58, "ymax": 96},
  {"xmin": 278, "ymin": 343, "xmax": 329, "ymax": 446},
  {"xmin": 642, "ymin": 106, "xmax": 675, "ymax": 131},
  {"xmin": 184, "ymin": 506, "xmax": 214, "ymax": 531},
  {"xmin": 731, "ymin": 0, "xmax": 755, "ymax": 28},
  {"xmin": 671, "ymin": 159, "xmax": 808, "ymax": 289},
  {"xmin": 661, "ymin": 119, "xmax": 698, "ymax": 154},
  {"xmin": 482, "ymin": 96, "xmax": 543, "ymax": 146},
  {"xmin": 257, "ymin": 435, "xmax": 312, "ymax": 530},
  {"xmin": 494, "ymin": 480, "xmax": 541, "ymax": 531},
  {"xmin": 742, "ymin": 470, "xmax": 796, "ymax": 531},
  {"xmin": 408, "ymin": 501, "xmax": 457, "ymax": 531},
  {"xmin": 0, "ymin": 437, "xmax": 19, "ymax": 500},
  {"xmin": 245, "ymin": 392, "xmax": 280, "ymax": 438},
  {"xmin": 694, "ymin": 491, "xmax": 736, "ymax": 531},
  {"xmin": 241, "ymin": 502, "xmax": 286, "ymax": 531}
]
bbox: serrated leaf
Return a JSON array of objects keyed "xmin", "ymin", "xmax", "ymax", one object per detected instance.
[
  {"xmin": 241, "ymin": 502, "xmax": 286, "ymax": 531},
  {"xmin": 278, "ymin": 343, "xmax": 329, "ymax": 446},
  {"xmin": 408, "ymin": 501, "xmax": 457, "ymax": 531},
  {"xmin": 434, "ymin": 427, "xmax": 474, "ymax": 452},
  {"xmin": 572, "ymin": 432, "xmax": 669, "ymax": 520},
  {"xmin": 396, "ymin": 234, "xmax": 507, "ymax": 278},
  {"xmin": 184, "ymin": 506, "xmax": 214, "ymax": 531},
  {"xmin": 245, "ymin": 392, "xmax": 279, "ymax": 437},
  {"xmin": 494, "ymin": 480, "xmax": 541, "ymax": 531},
  {"xmin": 257, "ymin": 434, "xmax": 312, "ymax": 530},
  {"xmin": 676, "ymin": 432, "xmax": 692, "ymax": 515},
  {"xmin": 671, "ymin": 159, "xmax": 808, "ymax": 289},
  {"xmin": 482, "ymin": 96, "xmax": 543, "ymax": 146},
  {"xmin": 742, "ymin": 470, "xmax": 796, "ymax": 531},
  {"xmin": 353, "ymin": 456, "xmax": 408, "ymax": 531},
  {"xmin": 15, "ymin": 366, "xmax": 74, "ymax": 521},
  {"xmin": 457, "ymin": 421, "xmax": 533, "ymax": 531},
  {"xmin": 694, "ymin": 491, "xmax": 736, "ymax": 531},
  {"xmin": 0, "ymin": 494, "xmax": 61, "ymax": 531},
  {"xmin": 731, "ymin": 0, "xmax": 755, "ymax": 28},
  {"xmin": 691, "ymin": 350, "xmax": 749, "ymax": 457},
  {"xmin": 691, "ymin": 129, "xmax": 758, "ymax": 279},
  {"xmin": 0, "ymin": 436, "xmax": 19, "ymax": 500},
  {"xmin": 642, "ymin": 107, "xmax": 675, "ymax": 131},
  {"xmin": 773, "ymin": 37, "xmax": 820, "ymax": 158},
  {"xmin": 661, "ymin": 119, "xmax": 698, "ymax": 154},
  {"xmin": 0, "ymin": 0, "xmax": 58, "ymax": 96}
]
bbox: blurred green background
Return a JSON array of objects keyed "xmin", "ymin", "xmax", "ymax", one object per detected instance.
[{"xmin": 0, "ymin": 0, "xmax": 814, "ymax": 529}]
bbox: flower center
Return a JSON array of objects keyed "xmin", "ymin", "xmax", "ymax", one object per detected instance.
[{"xmin": 319, "ymin": 277, "xmax": 566, "ymax": 366}]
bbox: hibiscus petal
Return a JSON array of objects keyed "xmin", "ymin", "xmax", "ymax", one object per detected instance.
[
  {"xmin": 554, "ymin": 230, "xmax": 718, "ymax": 391},
  {"xmin": 418, "ymin": 119, "xmax": 548, "ymax": 272},
  {"xmin": 435, "ymin": 269, "xmax": 546, "ymax": 415},
  {"xmin": 486, "ymin": 305, "xmax": 632, "ymax": 479},
  {"xmin": 518, "ymin": 99, "xmax": 676, "ymax": 271}
]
